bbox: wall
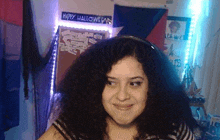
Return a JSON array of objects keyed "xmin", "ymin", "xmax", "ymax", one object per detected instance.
[
  {"xmin": 32, "ymin": 0, "xmax": 58, "ymax": 57},
  {"xmin": 58, "ymin": 0, "xmax": 114, "ymax": 19}
]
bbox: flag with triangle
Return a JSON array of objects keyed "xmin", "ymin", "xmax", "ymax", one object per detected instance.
[{"xmin": 113, "ymin": 4, "xmax": 168, "ymax": 50}]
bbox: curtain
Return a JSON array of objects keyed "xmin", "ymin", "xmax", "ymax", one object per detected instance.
[
  {"xmin": 0, "ymin": 0, "xmax": 23, "ymax": 139},
  {"xmin": 199, "ymin": 29, "xmax": 220, "ymax": 115},
  {"xmin": 33, "ymin": 31, "xmax": 58, "ymax": 139},
  {"xmin": 22, "ymin": 0, "xmax": 56, "ymax": 139}
]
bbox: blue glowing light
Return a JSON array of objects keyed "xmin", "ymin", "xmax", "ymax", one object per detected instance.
[
  {"xmin": 182, "ymin": 0, "xmax": 208, "ymax": 80},
  {"xmin": 50, "ymin": 35, "xmax": 58, "ymax": 98},
  {"xmin": 192, "ymin": 35, "xmax": 199, "ymax": 66}
]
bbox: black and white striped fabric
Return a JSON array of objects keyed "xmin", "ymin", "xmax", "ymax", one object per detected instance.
[
  {"xmin": 176, "ymin": 123, "xmax": 195, "ymax": 140},
  {"xmin": 52, "ymin": 119, "xmax": 195, "ymax": 140}
]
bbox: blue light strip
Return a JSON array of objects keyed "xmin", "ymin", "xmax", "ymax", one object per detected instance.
[
  {"xmin": 184, "ymin": 14, "xmax": 197, "ymax": 65},
  {"xmin": 182, "ymin": 0, "xmax": 204, "ymax": 79},
  {"xmin": 192, "ymin": 34, "xmax": 199, "ymax": 66},
  {"xmin": 50, "ymin": 33, "xmax": 59, "ymax": 98},
  {"xmin": 47, "ymin": 31, "xmax": 59, "ymax": 128}
]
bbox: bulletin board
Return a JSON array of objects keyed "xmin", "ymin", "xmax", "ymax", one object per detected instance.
[{"xmin": 55, "ymin": 26, "xmax": 109, "ymax": 87}]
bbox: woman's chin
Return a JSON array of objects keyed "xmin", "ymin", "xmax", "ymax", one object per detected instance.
[
  {"xmin": 112, "ymin": 118, "xmax": 136, "ymax": 128},
  {"xmin": 106, "ymin": 116, "xmax": 137, "ymax": 129}
]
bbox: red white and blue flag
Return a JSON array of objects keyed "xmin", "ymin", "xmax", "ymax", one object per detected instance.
[{"xmin": 113, "ymin": 4, "xmax": 168, "ymax": 50}]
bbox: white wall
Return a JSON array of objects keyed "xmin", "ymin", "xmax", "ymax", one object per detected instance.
[
  {"xmin": 32, "ymin": 0, "xmax": 58, "ymax": 57},
  {"xmin": 58, "ymin": 0, "xmax": 114, "ymax": 17}
]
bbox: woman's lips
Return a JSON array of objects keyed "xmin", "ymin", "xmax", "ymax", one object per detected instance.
[{"xmin": 113, "ymin": 104, "xmax": 133, "ymax": 111}]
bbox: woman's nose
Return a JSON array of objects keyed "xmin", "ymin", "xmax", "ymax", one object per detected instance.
[{"xmin": 116, "ymin": 85, "xmax": 130, "ymax": 101}]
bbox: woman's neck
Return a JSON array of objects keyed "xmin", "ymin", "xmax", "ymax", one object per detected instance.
[{"xmin": 105, "ymin": 117, "xmax": 138, "ymax": 140}]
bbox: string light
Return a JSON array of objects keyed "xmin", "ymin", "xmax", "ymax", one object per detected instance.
[
  {"xmin": 50, "ymin": 33, "xmax": 59, "ymax": 98},
  {"xmin": 182, "ymin": 0, "xmax": 204, "ymax": 79}
]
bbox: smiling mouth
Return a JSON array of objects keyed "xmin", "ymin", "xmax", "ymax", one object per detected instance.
[{"xmin": 113, "ymin": 104, "xmax": 133, "ymax": 111}]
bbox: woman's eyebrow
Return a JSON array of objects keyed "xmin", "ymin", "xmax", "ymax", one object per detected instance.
[
  {"xmin": 130, "ymin": 76, "xmax": 144, "ymax": 80},
  {"xmin": 107, "ymin": 76, "xmax": 144, "ymax": 80},
  {"xmin": 107, "ymin": 76, "xmax": 117, "ymax": 80}
]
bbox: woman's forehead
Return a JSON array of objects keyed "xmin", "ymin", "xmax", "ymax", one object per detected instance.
[{"xmin": 107, "ymin": 56, "xmax": 146, "ymax": 78}]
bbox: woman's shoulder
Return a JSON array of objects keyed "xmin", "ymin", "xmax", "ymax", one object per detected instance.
[
  {"xmin": 145, "ymin": 122, "xmax": 196, "ymax": 140},
  {"xmin": 39, "ymin": 119, "xmax": 72, "ymax": 140},
  {"xmin": 38, "ymin": 124, "xmax": 65, "ymax": 140}
]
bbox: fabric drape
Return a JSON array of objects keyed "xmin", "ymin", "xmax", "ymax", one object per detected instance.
[
  {"xmin": 199, "ymin": 29, "xmax": 220, "ymax": 115},
  {"xmin": 34, "ymin": 31, "xmax": 59, "ymax": 139},
  {"xmin": 22, "ymin": 0, "xmax": 56, "ymax": 139},
  {"xmin": 22, "ymin": 0, "xmax": 46, "ymax": 100}
]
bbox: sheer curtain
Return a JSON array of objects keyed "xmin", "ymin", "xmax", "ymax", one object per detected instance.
[
  {"xmin": 198, "ymin": 29, "xmax": 220, "ymax": 115},
  {"xmin": 22, "ymin": 0, "xmax": 56, "ymax": 139}
]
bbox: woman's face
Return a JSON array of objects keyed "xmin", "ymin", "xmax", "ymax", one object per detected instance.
[
  {"xmin": 170, "ymin": 26, "xmax": 178, "ymax": 33},
  {"xmin": 102, "ymin": 56, "xmax": 148, "ymax": 126}
]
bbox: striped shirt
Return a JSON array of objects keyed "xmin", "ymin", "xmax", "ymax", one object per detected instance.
[{"xmin": 52, "ymin": 119, "xmax": 195, "ymax": 140}]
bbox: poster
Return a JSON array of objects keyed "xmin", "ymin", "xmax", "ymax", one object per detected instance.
[
  {"xmin": 58, "ymin": 26, "xmax": 108, "ymax": 55},
  {"xmin": 56, "ymin": 26, "xmax": 109, "ymax": 87},
  {"xmin": 164, "ymin": 39, "xmax": 186, "ymax": 78},
  {"xmin": 165, "ymin": 16, "xmax": 191, "ymax": 40},
  {"xmin": 164, "ymin": 16, "xmax": 191, "ymax": 78}
]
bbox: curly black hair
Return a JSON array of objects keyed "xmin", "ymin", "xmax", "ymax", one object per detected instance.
[{"xmin": 56, "ymin": 36, "xmax": 197, "ymax": 139}]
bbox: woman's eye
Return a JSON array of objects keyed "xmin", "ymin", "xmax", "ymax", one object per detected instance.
[
  {"xmin": 130, "ymin": 82, "xmax": 142, "ymax": 86},
  {"xmin": 107, "ymin": 81, "xmax": 116, "ymax": 86}
]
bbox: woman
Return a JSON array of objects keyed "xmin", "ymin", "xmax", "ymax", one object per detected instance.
[
  {"xmin": 39, "ymin": 36, "xmax": 197, "ymax": 140},
  {"xmin": 168, "ymin": 21, "xmax": 181, "ymax": 34}
]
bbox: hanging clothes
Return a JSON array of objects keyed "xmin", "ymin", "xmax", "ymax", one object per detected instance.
[{"xmin": 0, "ymin": 0, "xmax": 23, "ymax": 139}]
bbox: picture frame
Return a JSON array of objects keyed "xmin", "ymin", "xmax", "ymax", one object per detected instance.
[{"xmin": 165, "ymin": 16, "xmax": 191, "ymax": 40}]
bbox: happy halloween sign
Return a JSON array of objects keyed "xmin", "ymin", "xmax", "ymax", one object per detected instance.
[{"xmin": 61, "ymin": 12, "xmax": 112, "ymax": 24}]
